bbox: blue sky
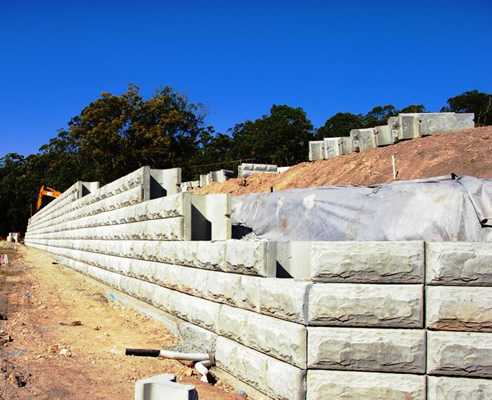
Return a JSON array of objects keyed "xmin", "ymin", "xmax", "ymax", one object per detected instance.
[{"xmin": 1, "ymin": 0, "xmax": 491, "ymax": 157}]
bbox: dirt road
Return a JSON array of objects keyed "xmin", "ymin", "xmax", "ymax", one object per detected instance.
[{"xmin": 0, "ymin": 242, "xmax": 244, "ymax": 400}]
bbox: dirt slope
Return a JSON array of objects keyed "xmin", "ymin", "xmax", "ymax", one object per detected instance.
[{"xmin": 195, "ymin": 126, "xmax": 492, "ymax": 195}]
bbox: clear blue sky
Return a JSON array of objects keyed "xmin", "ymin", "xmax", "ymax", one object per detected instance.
[{"xmin": 1, "ymin": 0, "xmax": 491, "ymax": 158}]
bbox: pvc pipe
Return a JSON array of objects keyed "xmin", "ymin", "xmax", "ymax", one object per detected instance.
[
  {"xmin": 195, "ymin": 360, "xmax": 212, "ymax": 383},
  {"xmin": 125, "ymin": 348, "xmax": 211, "ymax": 362}
]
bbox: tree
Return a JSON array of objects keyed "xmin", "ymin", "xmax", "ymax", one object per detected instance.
[
  {"xmin": 230, "ymin": 105, "xmax": 315, "ymax": 166},
  {"xmin": 316, "ymin": 112, "xmax": 364, "ymax": 139},
  {"xmin": 441, "ymin": 90, "xmax": 492, "ymax": 126},
  {"xmin": 363, "ymin": 105, "xmax": 398, "ymax": 127},
  {"xmin": 399, "ymin": 104, "xmax": 427, "ymax": 114}
]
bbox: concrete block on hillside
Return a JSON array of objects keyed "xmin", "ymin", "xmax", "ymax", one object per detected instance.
[
  {"xmin": 308, "ymin": 327, "xmax": 425, "ymax": 373},
  {"xmin": 427, "ymin": 331, "xmax": 492, "ymax": 378},
  {"xmin": 147, "ymin": 168, "xmax": 181, "ymax": 199},
  {"xmin": 308, "ymin": 283, "xmax": 423, "ymax": 328},
  {"xmin": 426, "ymin": 242, "xmax": 492, "ymax": 286},
  {"xmin": 191, "ymin": 194, "xmax": 231, "ymax": 240},
  {"xmin": 374, "ymin": 125, "xmax": 396, "ymax": 146},
  {"xmin": 323, "ymin": 137, "xmax": 342, "ymax": 159},
  {"xmin": 427, "ymin": 376, "xmax": 492, "ymax": 400},
  {"xmin": 218, "ymin": 305, "xmax": 306, "ymax": 368},
  {"xmin": 225, "ymin": 240, "xmax": 276, "ymax": 277},
  {"xmin": 134, "ymin": 373, "xmax": 197, "ymax": 400},
  {"xmin": 309, "ymin": 141, "xmax": 324, "ymax": 161},
  {"xmin": 215, "ymin": 337, "xmax": 306, "ymax": 400},
  {"xmin": 276, "ymin": 241, "xmax": 311, "ymax": 279},
  {"xmin": 419, "ymin": 112, "xmax": 474, "ymax": 136},
  {"xmin": 310, "ymin": 241, "xmax": 424, "ymax": 283},
  {"xmin": 306, "ymin": 370, "xmax": 425, "ymax": 400},
  {"xmin": 239, "ymin": 163, "xmax": 277, "ymax": 178},
  {"xmin": 427, "ymin": 286, "xmax": 492, "ymax": 331},
  {"xmin": 199, "ymin": 173, "xmax": 212, "ymax": 188},
  {"xmin": 350, "ymin": 128, "xmax": 377, "ymax": 152},
  {"xmin": 398, "ymin": 114, "xmax": 420, "ymax": 140},
  {"xmin": 340, "ymin": 136, "xmax": 353, "ymax": 154}
]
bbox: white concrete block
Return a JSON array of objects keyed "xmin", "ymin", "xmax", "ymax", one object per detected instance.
[
  {"xmin": 310, "ymin": 241, "xmax": 424, "ymax": 283},
  {"xmin": 427, "ymin": 376, "xmax": 492, "ymax": 400},
  {"xmin": 306, "ymin": 370, "xmax": 425, "ymax": 400},
  {"xmin": 191, "ymin": 194, "xmax": 231, "ymax": 240},
  {"xmin": 426, "ymin": 242, "xmax": 492, "ymax": 286},
  {"xmin": 215, "ymin": 337, "xmax": 306, "ymax": 400},
  {"xmin": 225, "ymin": 240, "xmax": 276, "ymax": 277},
  {"xmin": 134, "ymin": 373, "xmax": 197, "ymax": 400},
  {"xmin": 308, "ymin": 283, "xmax": 423, "ymax": 328},
  {"xmin": 309, "ymin": 141, "xmax": 325, "ymax": 161},
  {"xmin": 427, "ymin": 286, "xmax": 492, "ymax": 331},
  {"xmin": 308, "ymin": 327, "xmax": 425, "ymax": 373},
  {"xmin": 218, "ymin": 305, "xmax": 306, "ymax": 368},
  {"xmin": 427, "ymin": 331, "xmax": 492, "ymax": 378}
]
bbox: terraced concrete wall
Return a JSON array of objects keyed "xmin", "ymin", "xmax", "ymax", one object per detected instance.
[{"xmin": 24, "ymin": 168, "xmax": 492, "ymax": 399}]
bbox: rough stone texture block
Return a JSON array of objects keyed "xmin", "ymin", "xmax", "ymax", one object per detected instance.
[
  {"xmin": 427, "ymin": 376, "xmax": 492, "ymax": 400},
  {"xmin": 218, "ymin": 305, "xmax": 306, "ymax": 368},
  {"xmin": 256, "ymin": 278, "xmax": 309, "ymax": 324},
  {"xmin": 306, "ymin": 370, "xmax": 425, "ymax": 400},
  {"xmin": 427, "ymin": 331, "xmax": 492, "ymax": 378},
  {"xmin": 310, "ymin": 241, "xmax": 424, "ymax": 283},
  {"xmin": 308, "ymin": 327, "xmax": 425, "ymax": 373},
  {"xmin": 427, "ymin": 286, "xmax": 492, "ymax": 332},
  {"xmin": 215, "ymin": 337, "xmax": 306, "ymax": 400},
  {"xmin": 225, "ymin": 240, "xmax": 276, "ymax": 277},
  {"xmin": 426, "ymin": 242, "xmax": 492, "ymax": 286},
  {"xmin": 308, "ymin": 283, "xmax": 423, "ymax": 328}
]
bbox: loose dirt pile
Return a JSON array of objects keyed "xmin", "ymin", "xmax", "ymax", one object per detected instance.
[
  {"xmin": 0, "ymin": 242, "xmax": 244, "ymax": 400},
  {"xmin": 195, "ymin": 126, "xmax": 492, "ymax": 196}
]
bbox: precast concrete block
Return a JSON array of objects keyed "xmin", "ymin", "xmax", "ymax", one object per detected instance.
[
  {"xmin": 306, "ymin": 370, "xmax": 425, "ymax": 400},
  {"xmin": 134, "ymin": 373, "xmax": 198, "ymax": 400},
  {"xmin": 427, "ymin": 376, "xmax": 492, "ymax": 400},
  {"xmin": 426, "ymin": 242, "xmax": 492, "ymax": 286},
  {"xmin": 310, "ymin": 241, "xmax": 424, "ymax": 283},
  {"xmin": 191, "ymin": 194, "xmax": 231, "ymax": 240},
  {"xmin": 427, "ymin": 286, "xmax": 492, "ymax": 332},
  {"xmin": 308, "ymin": 283, "xmax": 423, "ymax": 328},
  {"xmin": 350, "ymin": 128, "xmax": 377, "ymax": 152},
  {"xmin": 398, "ymin": 114, "xmax": 420, "ymax": 140},
  {"xmin": 340, "ymin": 136, "xmax": 353, "ymax": 154},
  {"xmin": 419, "ymin": 112, "xmax": 474, "ymax": 136},
  {"xmin": 172, "ymin": 241, "xmax": 226, "ymax": 271},
  {"xmin": 199, "ymin": 173, "xmax": 212, "ymax": 188},
  {"xmin": 215, "ymin": 337, "xmax": 306, "ymax": 400},
  {"xmin": 218, "ymin": 304, "xmax": 307, "ymax": 368},
  {"xmin": 307, "ymin": 327, "xmax": 425, "ymax": 373},
  {"xmin": 276, "ymin": 241, "xmax": 311, "ymax": 279},
  {"xmin": 148, "ymin": 167, "xmax": 182, "ymax": 199},
  {"xmin": 257, "ymin": 278, "xmax": 309, "ymax": 324},
  {"xmin": 225, "ymin": 240, "xmax": 276, "ymax": 277},
  {"xmin": 374, "ymin": 125, "xmax": 395, "ymax": 146},
  {"xmin": 427, "ymin": 331, "xmax": 492, "ymax": 378},
  {"xmin": 323, "ymin": 137, "xmax": 342, "ymax": 159}
]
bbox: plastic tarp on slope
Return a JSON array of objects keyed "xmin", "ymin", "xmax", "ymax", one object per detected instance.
[{"xmin": 231, "ymin": 176, "xmax": 492, "ymax": 242}]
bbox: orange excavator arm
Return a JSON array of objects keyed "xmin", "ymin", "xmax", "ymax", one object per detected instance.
[{"xmin": 36, "ymin": 185, "xmax": 62, "ymax": 213}]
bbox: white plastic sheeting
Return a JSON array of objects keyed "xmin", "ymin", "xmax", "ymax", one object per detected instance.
[{"xmin": 231, "ymin": 176, "xmax": 492, "ymax": 242}]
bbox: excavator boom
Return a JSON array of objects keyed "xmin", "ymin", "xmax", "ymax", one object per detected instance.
[{"xmin": 36, "ymin": 185, "xmax": 62, "ymax": 212}]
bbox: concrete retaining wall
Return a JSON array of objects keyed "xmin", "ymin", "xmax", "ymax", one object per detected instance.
[{"xmin": 24, "ymin": 168, "xmax": 492, "ymax": 399}]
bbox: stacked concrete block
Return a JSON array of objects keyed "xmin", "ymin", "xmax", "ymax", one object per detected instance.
[
  {"xmin": 419, "ymin": 112, "xmax": 474, "ymax": 136},
  {"xmin": 350, "ymin": 128, "xmax": 377, "ymax": 152},
  {"xmin": 425, "ymin": 241, "xmax": 492, "ymax": 398},
  {"xmin": 238, "ymin": 163, "xmax": 278, "ymax": 178},
  {"xmin": 309, "ymin": 141, "xmax": 324, "ymax": 161},
  {"xmin": 323, "ymin": 138, "xmax": 342, "ymax": 159},
  {"xmin": 374, "ymin": 124, "xmax": 397, "ymax": 146}
]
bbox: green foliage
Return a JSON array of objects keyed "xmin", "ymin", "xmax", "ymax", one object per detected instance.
[
  {"xmin": 441, "ymin": 90, "xmax": 492, "ymax": 126},
  {"xmin": 317, "ymin": 112, "xmax": 364, "ymax": 139},
  {"xmin": 230, "ymin": 105, "xmax": 315, "ymax": 166},
  {"xmin": 399, "ymin": 104, "xmax": 427, "ymax": 114},
  {"xmin": 363, "ymin": 105, "xmax": 398, "ymax": 128}
]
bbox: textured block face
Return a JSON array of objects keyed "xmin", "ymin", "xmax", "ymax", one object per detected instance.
[
  {"xmin": 427, "ymin": 376, "xmax": 492, "ymax": 400},
  {"xmin": 427, "ymin": 331, "xmax": 492, "ymax": 378},
  {"xmin": 426, "ymin": 286, "xmax": 492, "ymax": 332},
  {"xmin": 306, "ymin": 370, "xmax": 425, "ymax": 400},
  {"xmin": 310, "ymin": 241, "xmax": 424, "ymax": 283},
  {"xmin": 308, "ymin": 284, "xmax": 423, "ymax": 328},
  {"xmin": 225, "ymin": 240, "xmax": 276, "ymax": 277},
  {"xmin": 426, "ymin": 242, "xmax": 492, "ymax": 286},
  {"xmin": 215, "ymin": 337, "xmax": 306, "ymax": 400},
  {"xmin": 308, "ymin": 327, "xmax": 425, "ymax": 373},
  {"xmin": 257, "ymin": 278, "xmax": 309, "ymax": 324},
  {"xmin": 218, "ymin": 305, "xmax": 307, "ymax": 368}
]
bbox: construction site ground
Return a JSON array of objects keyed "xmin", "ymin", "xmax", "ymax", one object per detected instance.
[{"xmin": 0, "ymin": 242, "xmax": 244, "ymax": 400}]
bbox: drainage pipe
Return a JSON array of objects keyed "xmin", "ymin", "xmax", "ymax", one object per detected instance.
[{"xmin": 125, "ymin": 348, "xmax": 213, "ymax": 362}]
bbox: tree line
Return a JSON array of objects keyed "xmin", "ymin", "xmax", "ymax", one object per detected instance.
[{"xmin": 0, "ymin": 86, "xmax": 491, "ymax": 236}]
